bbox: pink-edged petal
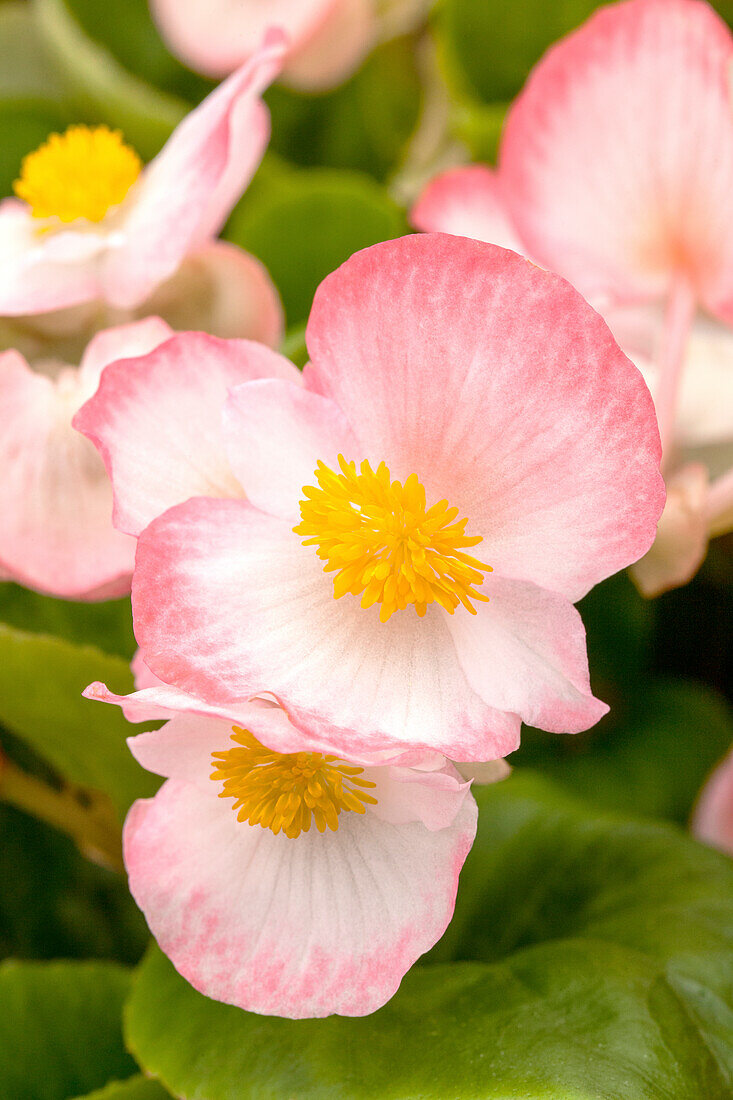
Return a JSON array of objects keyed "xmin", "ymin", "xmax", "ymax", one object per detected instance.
[
  {"xmin": 630, "ymin": 462, "xmax": 709, "ymax": 597},
  {"xmin": 0, "ymin": 200, "xmax": 106, "ymax": 315},
  {"xmin": 132, "ymin": 498, "xmax": 521, "ymax": 761},
  {"xmin": 74, "ymin": 332, "xmax": 299, "ymax": 537},
  {"xmin": 0, "ymin": 351, "xmax": 135, "ymax": 598},
  {"xmin": 223, "ymin": 378, "xmax": 358, "ymax": 519},
  {"xmin": 692, "ymin": 748, "xmax": 733, "ymax": 855},
  {"xmin": 411, "ymin": 165, "xmax": 525, "ymax": 252},
  {"xmin": 143, "ymin": 240, "xmax": 283, "ymax": 346},
  {"xmin": 282, "ymin": 0, "xmax": 375, "ymax": 91},
  {"xmin": 102, "ymin": 32, "xmax": 285, "ymax": 309},
  {"xmin": 305, "ymin": 234, "xmax": 664, "ymax": 601},
  {"xmin": 124, "ymin": 776, "xmax": 477, "ymax": 1017},
  {"xmin": 500, "ymin": 0, "xmax": 733, "ymax": 317},
  {"xmin": 447, "ymin": 575, "xmax": 608, "ymax": 734},
  {"xmin": 131, "ymin": 648, "xmax": 163, "ymax": 690}
]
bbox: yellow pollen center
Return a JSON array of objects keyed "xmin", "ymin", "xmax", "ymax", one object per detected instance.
[
  {"xmin": 211, "ymin": 726, "xmax": 378, "ymax": 839},
  {"xmin": 13, "ymin": 125, "xmax": 142, "ymax": 223},
  {"xmin": 294, "ymin": 455, "xmax": 492, "ymax": 623}
]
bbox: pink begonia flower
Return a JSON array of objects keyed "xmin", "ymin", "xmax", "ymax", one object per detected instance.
[
  {"xmin": 79, "ymin": 234, "xmax": 664, "ymax": 762},
  {"xmin": 84, "ymin": 678, "xmax": 480, "ymax": 1017},
  {"xmin": 412, "ymin": 0, "xmax": 733, "ymax": 595},
  {"xmin": 0, "ymin": 31, "xmax": 285, "ymax": 317},
  {"xmin": 151, "ymin": 0, "xmax": 374, "ymax": 91},
  {"xmin": 693, "ymin": 747, "xmax": 733, "ymax": 856},
  {"xmin": 0, "ymin": 317, "xmax": 175, "ymax": 599}
]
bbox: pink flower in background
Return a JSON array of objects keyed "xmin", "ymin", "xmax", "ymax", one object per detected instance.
[
  {"xmin": 0, "ymin": 318, "xmax": 172, "ymax": 599},
  {"xmin": 693, "ymin": 748, "xmax": 733, "ymax": 856},
  {"xmin": 84, "ymin": 679, "xmax": 480, "ymax": 1017},
  {"xmin": 151, "ymin": 0, "xmax": 374, "ymax": 91},
  {"xmin": 0, "ymin": 32, "xmax": 284, "ymax": 316},
  {"xmin": 412, "ymin": 0, "xmax": 733, "ymax": 595},
  {"xmin": 82, "ymin": 234, "xmax": 663, "ymax": 762}
]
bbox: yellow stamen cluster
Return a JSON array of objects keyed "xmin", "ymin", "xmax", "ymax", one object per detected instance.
[
  {"xmin": 295, "ymin": 455, "xmax": 492, "ymax": 622},
  {"xmin": 211, "ymin": 726, "xmax": 378, "ymax": 839},
  {"xmin": 14, "ymin": 125, "xmax": 142, "ymax": 223}
]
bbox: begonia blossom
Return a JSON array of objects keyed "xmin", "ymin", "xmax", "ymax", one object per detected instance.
[
  {"xmin": 693, "ymin": 747, "xmax": 733, "ymax": 856},
  {"xmin": 150, "ymin": 0, "xmax": 374, "ymax": 91},
  {"xmin": 412, "ymin": 0, "xmax": 733, "ymax": 594},
  {"xmin": 84, "ymin": 679, "xmax": 480, "ymax": 1017},
  {"xmin": 0, "ymin": 31, "xmax": 284, "ymax": 316},
  {"xmin": 0, "ymin": 317, "xmax": 173, "ymax": 599},
  {"xmin": 79, "ymin": 234, "xmax": 664, "ymax": 762}
]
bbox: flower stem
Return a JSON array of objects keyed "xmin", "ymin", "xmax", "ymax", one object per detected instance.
[
  {"xmin": 655, "ymin": 278, "xmax": 696, "ymax": 471},
  {"xmin": 0, "ymin": 750, "xmax": 123, "ymax": 872}
]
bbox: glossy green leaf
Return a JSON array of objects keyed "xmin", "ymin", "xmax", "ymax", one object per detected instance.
[
  {"xmin": 32, "ymin": 0, "xmax": 187, "ymax": 159},
  {"xmin": 125, "ymin": 775, "xmax": 733, "ymax": 1098},
  {"xmin": 226, "ymin": 168, "xmax": 407, "ymax": 326},
  {"xmin": 0, "ymin": 624, "xmax": 158, "ymax": 817},
  {"xmin": 266, "ymin": 37, "xmax": 421, "ymax": 182},
  {"xmin": 0, "ymin": 960, "xmax": 137, "ymax": 1100}
]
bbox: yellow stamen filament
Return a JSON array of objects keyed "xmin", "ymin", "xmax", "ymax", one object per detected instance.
[
  {"xmin": 14, "ymin": 125, "xmax": 142, "ymax": 223},
  {"xmin": 211, "ymin": 726, "xmax": 378, "ymax": 839},
  {"xmin": 294, "ymin": 455, "xmax": 492, "ymax": 623}
]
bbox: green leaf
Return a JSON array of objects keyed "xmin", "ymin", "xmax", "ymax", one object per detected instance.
[
  {"xmin": 226, "ymin": 168, "xmax": 407, "ymax": 327},
  {"xmin": 0, "ymin": 2, "xmax": 65, "ymax": 101},
  {"xmin": 0, "ymin": 960, "xmax": 138, "ymax": 1100},
  {"xmin": 71, "ymin": 1076, "xmax": 171, "ymax": 1100},
  {"xmin": 266, "ymin": 37, "xmax": 421, "ymax": 182},
  {"xmin": 0, "ymin": 801, "xmax": 148, "ymax": 963},
  {"xmin": 516, "ymin": 679, "xmax": 733, "ymax": 824},
  {"xmin": 124, "ymin": 774, "xmax": 733, "ymax": 1098},
  {"xmin": 0, "ymin": 624, "xmax": 158, "ymax": 818},
  {"xmin": 60, "ymin": 0, "xmax": 213, "ymax": 104},
  {"xmin": 32, "ymin": 0, "xmax": 187, "ymax": 159},
  {"xmin": 0, "ymin": 98, "xmax": 70, "ymax": 199},
  {"xmin": 436, "ymin": 0, "xmax": 601, "ymax": 104},
  {"xmin": 0, "ymin": 583, "xmax": 136, "ymax": 659}
]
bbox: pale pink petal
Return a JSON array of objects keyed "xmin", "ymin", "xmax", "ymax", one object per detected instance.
[
  {"xmin": 73, "ymin": 332, "xmax": 299, "ymax": 537},
  {"xmin": 132, "ymin": 498, "xmax": 521, "ymax": 761},
  {"xmin": 282, "ymin": 0, "xmax": 375, "ymax": 91},
  {"xmin": 411, "ymin": 165, "xmax": 525, "ymax": 252},
  {"xmin": 124, "ymin": 775, "xmax": 477, "ymax": 1017},
  {"xmin": 102, "ymin": 33, "xmax": 285, "ymax": 309},
  {"xmin": 223, "ymin": 379, "xmax": 358, "ymax": 519},
  {"xmin": 630, "ymin": 462, "xmax": 709, "ymax": 597},
  {"xmin": 77, "ymin": 317, "xmax": 174, "ymax": 386},
  {"xmin": 456, "ymin": 759, "xmax": 512, "ymax": 785},
  {"xmin": 0, "ymin": 351, "xmax": 134, "ymax": 598},
  {"xmin": 305, "ymin": 234, "xmax": 664, "ymax": 601},
  {"xmin": 692, "ymin": 748, "xmax": 733, "ymax": 855},
  {"xmin": 131, "ymin": 648, "xmax": 163, "ymax": 690},
  {"xmin": 500, "ymin": 0, "xmax": 733, "ymax": 318},
  {"xmin": 365, "ymin": 762, "xmax": 471, "ymax": 832},
  {"xmin": 0, "ymin": 200, "xmax": 106, "ymax": 316},
  {"xmin": 447, "ymin": 575, "xmax": 608, "ymax": 733},
  {"xmin": 143, "ymin": 241, "xmax": 283, "ymax": 346},
  {"xmin": 151, "ymin": 0, "xmax": 366, "ymax": 83}
]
